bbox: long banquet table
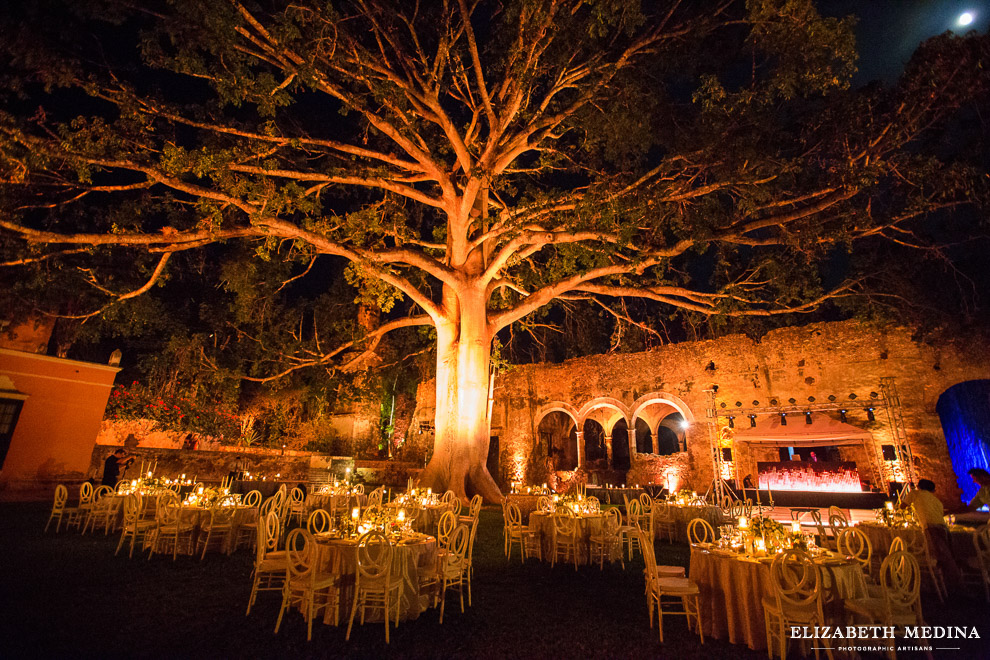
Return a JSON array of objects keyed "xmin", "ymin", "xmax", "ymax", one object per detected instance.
[{"xmin": 689, "ymin": 545, "xmax": 869, "ymax": 651}]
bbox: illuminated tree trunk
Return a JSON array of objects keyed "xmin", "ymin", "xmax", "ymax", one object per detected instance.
[{"xmin": 418, "ymin": 287, "xmax": 503, "ymax": 503}]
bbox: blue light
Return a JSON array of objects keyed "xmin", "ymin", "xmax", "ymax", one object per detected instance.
[{"xmin": 936, "ymin": 380, "xmax": 990, "ymax": 503}]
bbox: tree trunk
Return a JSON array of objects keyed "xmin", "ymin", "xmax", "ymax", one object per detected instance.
[{"xmin": 418, "ymin": 293, "xmax": 503, "ymax": 503}]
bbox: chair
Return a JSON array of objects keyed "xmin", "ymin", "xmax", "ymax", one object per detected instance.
[
  {"xmin": 641, "ymin": 530, "xmax": 703, "ymax": 643},
  {"xmin": 307, "ymin": 509, "xmax": 333, "ymax": 534},
  {"xmin": 243, "ymin": 489, "xmax": 262, "ymax": 508},
  {"xmin": 763, "ymin": 549, "xmax": 833, "ymax": 660},
  {"xmin": 346, "ymin": 531, "xmax": 403, "ymax": 643},
  {"xmin": 809, "ymin": 510, "xmax": 833, "ymax": 550},
  {"xmin": 353, "ymin": 483, "xmax": 365, "ymax": 495},
  {"xmin": 537, "ymin": 495, "xmax": 553, "ymax": 513},
  {"xmin": 653, "ymin": 498, "xmax": 677, "ymax": 544},
  {"xmin": 65, "ymin": 482, "xmax": 95, "ymax": 531},
  {"xmin": 623, "ymin": 499, "xmax": 644, "ymax": 559},
  {"xmin": 287, "ymin": 487, "xmax": 307, "ymax": 525},
  {"xmin": 274, "ymin": 528, "xmax": 340, "ymax": 641},
  {"xmin": 845, "ymin": 551, "xmax": 929, "ymax": 660},
  {"xmin": 115, "ymin": 493, "xmax": 156, "ymax": 558},
  {"xmin": 837, "ymin": 526, "xmax": 874, "ymax": 581},
  {"xmin": 246, "ymin": 511, "xmax": 287, "ymax": 615},
  {"xmin": 967, "ymin": 524, "xmax": 990, "ymax": 602},
  {"xmin": 687, "ymin": 518, "xmax": 715, "ymax": 545},
  {"xmin": 550, "ymin": 513, "xmax": 580, "ymax": 570},
  {"xmin": 638, "ymin": 492, "xmax": 653, "ymax": 516},
  {"xmin": 502, "ymin": 502, "xmax": 525, "ymax": 562},
  {"xmin": 234, "ymin": 494, "xmax": 276, "ymax": 553},
  {"xmin": 460, "ymin": 493, "xmax": 483, "ymax": 525},
  {"xmin": 589, "ymin": 508, "xmax": 624, "ymax": 569},
  {"xmin": 828, "ymin": 508, "xmax": 849, "ymax": 549},
  {"xmin": 892, "ymin": 529, "xmax": 947, "ymax": 602},
  {"xmin": 196, "ymin": 506, "xmax": 236, "ymax": 559},
  {"xmin": 148, "ymin": 501, "xmax": 195, "ymax": 560},
  {"xmin": 44, "ymin": 485, "xmax": 69, "ymax": 533},
  {"xmin": 82, "ymin": 485, "xmax": 116, "ymax": 535},
  {"xmin": 437, "ymin": 524, "xmax": 471, "ymax": 624}
]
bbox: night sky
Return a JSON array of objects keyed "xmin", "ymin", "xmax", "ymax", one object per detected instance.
[{"xmin": 822, "ymin": 0, "xmax": 989, "ymax": 83}]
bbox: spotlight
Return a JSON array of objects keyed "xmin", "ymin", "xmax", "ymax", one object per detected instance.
[
  {"xmin": 680, "ymin": 420, "xmax": 691, "ymax": 430},
  {"xmin": 867, "ymin": 407, "xmax": 875, "ymax": 422},
  {"xmin": 840, "ymin": 409, "xmax": 847, "ymax": 423},
  {"xmin": 749, "ymin": 415, "xmax": 757, "ymax": 428},
  {"xmin": 805, "ymin": 412, "xmax": 813, "ymax": 425},
  {"xmin": 780, "ymin": 413, "xmax": 787, "ymax": 426},
  {"xmin": 728, "ymin": 416, "xmax": 735, "ymax": 428}
]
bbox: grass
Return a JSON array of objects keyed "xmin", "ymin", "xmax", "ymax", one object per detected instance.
[{"xmin": 0, "ymin": 503, "xmax": 986, "ymax": 659}]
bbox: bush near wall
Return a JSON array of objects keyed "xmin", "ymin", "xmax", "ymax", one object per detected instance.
[{"xmin": 106, "ymin": 383, "xmax": 240, "ymax": 441}]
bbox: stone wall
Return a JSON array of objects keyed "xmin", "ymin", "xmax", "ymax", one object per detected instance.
[
  {"xmin": 413, "ymin": 320, "xmax": 990, "ymax": 509},
  {"xmin": 88, "ymin": 445, "xmax": 312, "ymax": 484}
]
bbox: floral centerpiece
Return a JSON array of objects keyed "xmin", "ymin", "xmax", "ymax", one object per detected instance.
[{"xmin": 874, "ymin": 503, "xmax": 917, "ymax": 528}]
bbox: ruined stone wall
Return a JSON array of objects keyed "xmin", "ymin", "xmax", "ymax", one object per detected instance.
[{"xmin": 415, "ymin": 320, "xmax": 990, "ymax": 508}]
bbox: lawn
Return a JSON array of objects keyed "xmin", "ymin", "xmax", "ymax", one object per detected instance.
[{"xmin": 0, "ymin": 503, "xmax": 985, "ymax": 659}]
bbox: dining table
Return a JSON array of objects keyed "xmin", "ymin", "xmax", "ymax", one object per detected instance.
[
  {"xmin": 689, "ymin": 544, "xmax": 869, "ymax": 651},
  {"xmin": 855, "ymin": 522, "xmax": 978, "ymax": 563},
  {"xmin": 660, "ymin": 504, "xmax": 725, "ymax": 542},
  {"xmin": 528, "ymin": 511, "xmax": 618, "ymax": 565},
  {"xmin": 312, "ymin": 531, "xmax": 438, "ymax": 624}
]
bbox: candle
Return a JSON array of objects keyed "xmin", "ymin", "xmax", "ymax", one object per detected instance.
[
  {"xmin": 181, "ymin": 473, "xmax": 186, "ymax": 480},
  {"xmin": 427, "ymin": 487, "xmax": 432, "ymax": 496},
  {"xmin": 885, "ymin": 501, "xmax": 894, "ymax": 511},
  {"xmin": 147, "ymin": 471, "xmax": 152, "ymax": 479},
  {"xmin": 791, "ymin": 521, "xmax": 801, "ymax": 534},
  {"xmin": 197, "ymin": 486, "xmax": 204, "ymax": 495},
  {"xmin": 397, "ymin": 510, "xmax": 406, "ymax": 522},
  {"xmin": 352, "ymin": 508, "xmax": 359, "ymax": 519},
  {"xmin": 739, "ymin": 516, "xmax": 749, "ymax": 529},
  {"xmin": 131, "ymin": 479, "xmax": 138, "ymax": 489},
  {"xmin": 755, "ymin": 538, "xmax": 766, "ymax": 555}
]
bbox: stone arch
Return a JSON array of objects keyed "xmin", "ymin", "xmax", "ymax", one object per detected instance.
[
  {"xmin": 533, "ymin": 401, "xmax": 580, "ymax": 429},
  {"xmin": 630, "ymin": 391, "xmax": 695, "ymax": 426},
  {"xmin": 577, "ymin": 397, "xmax": 631, "ymax": 428}
]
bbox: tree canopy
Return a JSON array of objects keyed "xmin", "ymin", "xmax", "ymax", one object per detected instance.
[{"xmin": 1, "ymin": 0, "xmax": 988, "ymax": 498}]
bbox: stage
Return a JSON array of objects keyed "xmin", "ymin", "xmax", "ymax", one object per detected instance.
[{"xmin": 737, "ymin": 488, "xmax": 888, "ymax": 510}]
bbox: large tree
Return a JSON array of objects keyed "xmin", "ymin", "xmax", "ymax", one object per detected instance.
[{"xmin": 1, "ymin": 0, "xmax": 987, "ymax": 500}]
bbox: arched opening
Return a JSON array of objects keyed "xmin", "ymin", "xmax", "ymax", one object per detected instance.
[
  {"xmin": 657, "ymin": 412, "xmax": 687, "ymax": 455},
  {"xmin": 936, "ymin": 379, "xmax": 990, "ymax": 503},
  {"xmin": 610, "ymin": 419, "xmax": 631, "ymax": 470},
  {"xmin": 538, "ymin": 411, "xmax": 578, "ymax": 471},
  {"xmin": 583, "ymin": 419, "xmax": 608, "ymax": 466},
  {"xmin": 634, "ymin": 418, "xmax": 653, "ymax": 454}
]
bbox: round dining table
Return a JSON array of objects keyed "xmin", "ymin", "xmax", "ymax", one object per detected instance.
[
  {"xmin": 313, "ymin": 531, "xmax": 438, "ymax": 625},
  {"xmin": 528, "ymin": 511, "xmax": 618, "ymax": 565},
  {"xmin": 689, "ymin": 545, "xmax": 869, "ymax": 651},
  {"xmin": 855, "ymin": 522, "xmax": 978, "ymax": 563}
]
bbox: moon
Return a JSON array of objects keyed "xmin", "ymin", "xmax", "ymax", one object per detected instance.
[{"xmin": 957, "ymin": 11, "xmax": 975, "ymax": 27}]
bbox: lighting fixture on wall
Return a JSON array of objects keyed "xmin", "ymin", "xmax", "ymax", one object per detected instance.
[
  {"xmin": 780, "ymin": 413, "xmax": 787, "ymax": 426},
  {"xmin": 805, "ymin": 412, "xmax": 813, "ymax": 425},
  {"xmin": 728, "ymin": 416, "xmax": 735, "ymax": 428},
  {"xmin": 867, "ymin": 407, "xmax": 875, "ymax": 422},
  {"xmin": 840, "ymin": 409, "xmax": 848, "ymax": 423},
  {"xmin": 749, "ymin": 415, "xmax": 757, "ymax": 428}
]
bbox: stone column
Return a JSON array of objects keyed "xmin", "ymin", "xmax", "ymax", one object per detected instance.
[
  {"xmin": 575, "ymin": 430, "xmax": 585, "ymax": 468},
  {"xmin": 605, "ymin": 433, "xmax": 614, "ymax": 466},
  {"xmin": 627, "ymin": 428, "xmax": 637, "ymax": 460},
  {"xmin": 651, "ymin": 425, "xmax": 659, "ymax": 454}
]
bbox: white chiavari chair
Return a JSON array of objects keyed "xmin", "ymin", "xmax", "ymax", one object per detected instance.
[
  {"xmin": 197, "ymin": 505, "xmax": 236, "ymax": 559},
  {"xmin": 589, "ymin": 507, "xmax": 624, "ymax": 569},
  {"xmin": 641, "ymin": 530, "xmax": 702, "ymax": 643},
  {"xmin": 551, "ymin": 512, "xmax": 580, "ymax": 571}
]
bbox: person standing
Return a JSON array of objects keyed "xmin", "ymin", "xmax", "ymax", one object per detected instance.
[
  {"xmin": 101, "ymin": 448, "xmax": 133, "ymax": 487},
  {"xmin": 901, "ymin": 479, "xmax": 961, "ymax": 589}
]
